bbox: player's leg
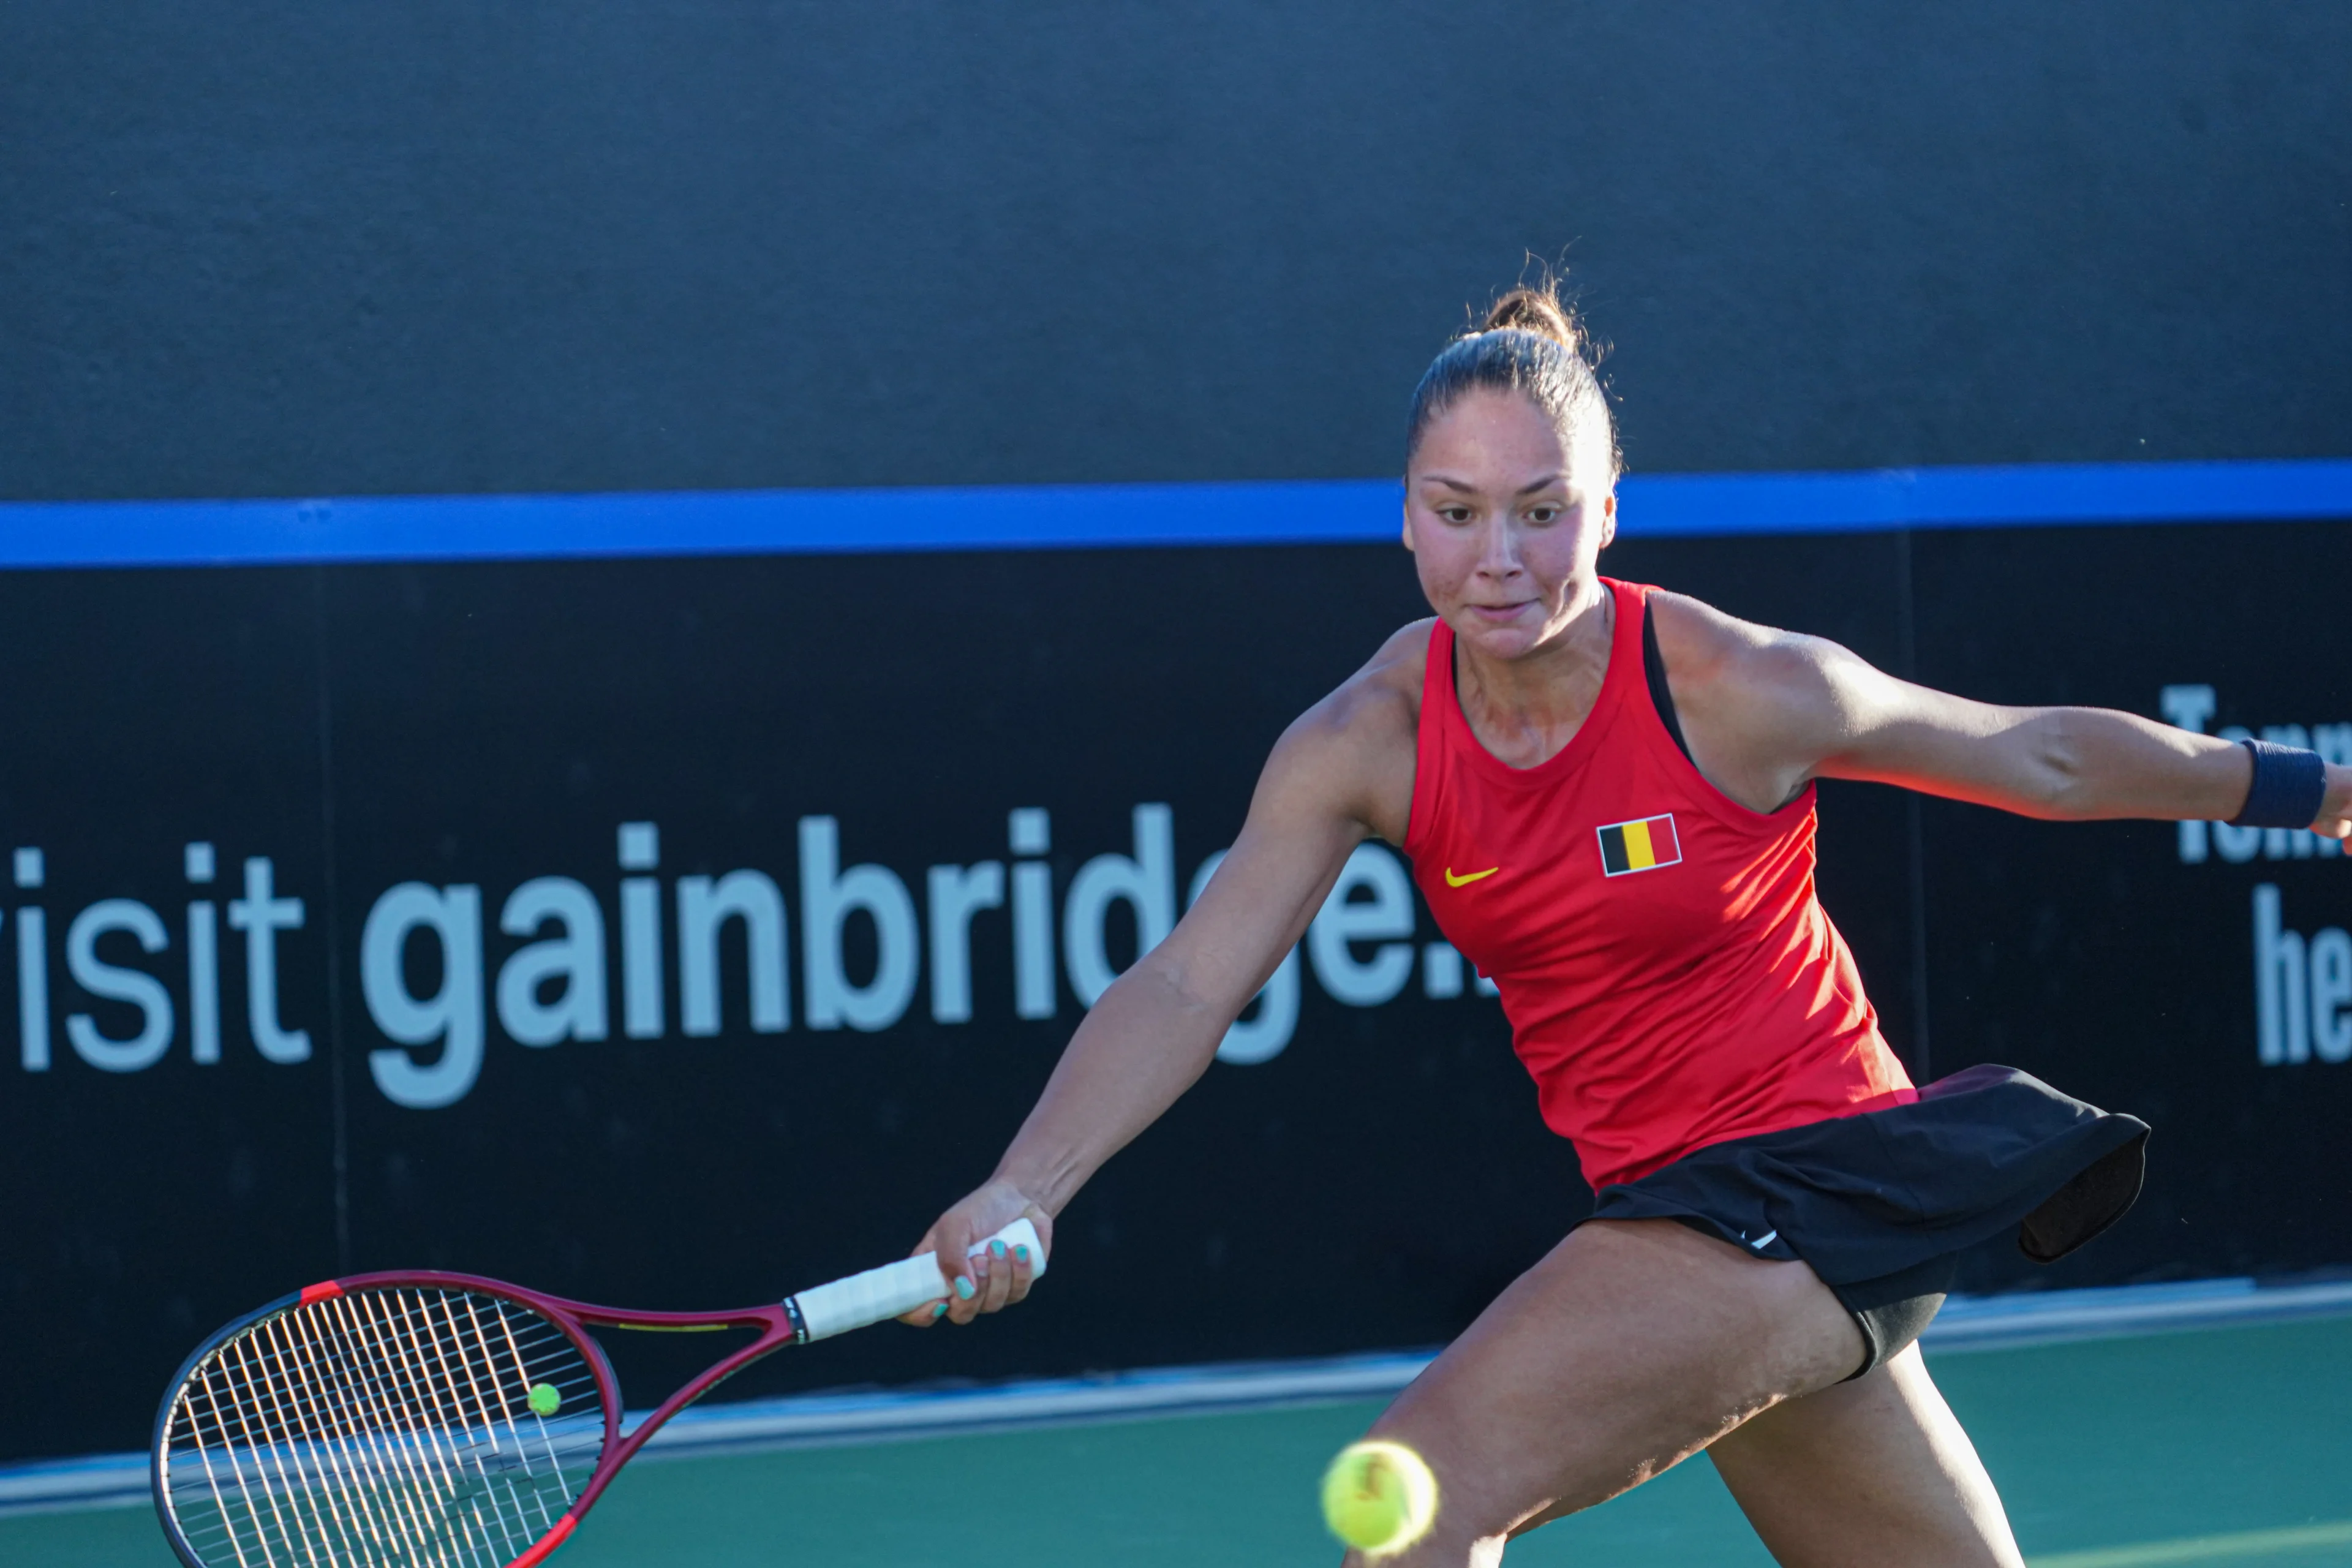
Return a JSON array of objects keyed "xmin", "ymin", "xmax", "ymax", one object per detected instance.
[
  {"xmin": 1705, "ymin": 1341, "xmax": 2023, "ymax": 1568},
  {"xmin": 1352, "ymin": 1216, "xmax": 1865, "ymax": 1567}
]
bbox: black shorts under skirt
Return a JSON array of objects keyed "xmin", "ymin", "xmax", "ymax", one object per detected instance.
[{"xmin": 1582, "ymin": 1065, "xmax": 2150, "ymax": 1378}]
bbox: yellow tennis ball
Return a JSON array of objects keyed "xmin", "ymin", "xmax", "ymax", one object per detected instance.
[
  {"xmin": 527, "ymin": 1382, "xmax": 561, "ymax": 1417},
  {"xmin": 1320, "ymin": 1439, "xmax": 1437, "ymax": 1557}
]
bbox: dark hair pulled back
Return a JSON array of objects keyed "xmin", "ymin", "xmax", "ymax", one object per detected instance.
[{"xmin": 1406, "ymin": 281, "xmax": 1620, "ymax": 478}]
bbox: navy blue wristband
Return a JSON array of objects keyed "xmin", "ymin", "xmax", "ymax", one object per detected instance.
[{"xmin": 2229, "ymin": 739, "xmax": 2328, "ymax": 829}]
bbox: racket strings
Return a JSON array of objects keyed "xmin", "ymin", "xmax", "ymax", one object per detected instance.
[{"xmin": 161, "ymin": 1288, "xmax": 604, "ymax": 1568}]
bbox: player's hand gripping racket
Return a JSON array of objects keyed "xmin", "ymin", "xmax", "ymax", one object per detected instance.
[{"xmin": 151, "ymin": 1219, "xmax": 1043, "ymax": 1568}]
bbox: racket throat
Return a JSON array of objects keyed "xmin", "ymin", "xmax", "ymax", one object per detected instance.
[{"xmin": 508, "ymin": 1512, "xmax": 578, "ymax": 1567}]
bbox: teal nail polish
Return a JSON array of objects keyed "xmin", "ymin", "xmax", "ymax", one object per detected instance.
[
  {"xmin": 989, "ymin": 1240, "xmax": 1008, "ymax": 1259},
  {"xmin": 955, "ymin": 1276, "xmax": 975, "ymax": 1300},
  {"xmin": 1014, "ymin": 1245, "xmax": 1031, "ymax": 1264},
  {"xmin": 930, "ymin": 1300, "xmax": 948, "ymax": 1319}
]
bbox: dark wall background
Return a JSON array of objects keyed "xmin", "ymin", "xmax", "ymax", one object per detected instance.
[
  {"xmin": 6, "ymin": 518, "xmax": 2348, "ymax": 1461},
  {"xmin": 4, "ymin": 2, "xmax": 2349, "ymax": 502}
]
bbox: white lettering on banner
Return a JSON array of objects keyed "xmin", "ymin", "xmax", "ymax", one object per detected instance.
[
  {"xmin": 13, "ymin": 802, "xmax": 1506, "ymax": 1102},
  {"xmin": 1309, "ymin": 845, "xmax": 1417, "ymax": 1007},
  {"xmin": 2253, "ymin": 884, "xmax": 2352, "ymax": 1067},
  {"xmin": 800, "ymin": 816, "xmax": 919, "ymax": 1031},
  {"xmin": 1009, "ymin": 808, "xmax": 1055, "ymax": 1020},
  {"xmin": 1188, "ymin": 850, "xmax": 1300, "ymax": 1064},
  {"xmin": 499, "ymin": 877, "xmax": 611, "ymax": 1046},
  {"xmin": 1062, "ymin": 804, "xmax": 1175, "ymax": 1008},
  {"xmin": 15, "ymin": 846, "xmax": 43, "ymax": 1071},
  {"xmin": 677, "ymin": 871, "xmax": 789, "ymax": 1037},
  {"xmin": 12, "ymin": 910, "xmax": 36, "ymax": 1072},
  {"xmin": 186, "ymin": 843, "xmax": 220, "ymax": 1066},
  {"xmin": 2254, "ymin": 884, "xmax": 2308, "ymax": 1064},
  {"xmin": 2316, "ymin": 929, "xmax": 2352, "ymax": 1065},
  {"xmin": 619, "ymin": 823, "xmax": 664, "ymax": 1039},
  {"xmin": 227, "ymin": 858, "xmax": 311, "ymax": 1063},
  {"xmin": 64, "ymin": 899, "xmax": 174, "ymax": 1072},
  {"xmin": 927, "ymin": 861, "xmax": 1006, "ymax": 1025},
  {"xmin": 361, "ymin": 883, "xmax": 486, "ymax": 1109}
]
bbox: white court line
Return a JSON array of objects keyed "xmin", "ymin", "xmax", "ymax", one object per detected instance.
[
  {"xmin": 2029, "ymin": 1519, "xmax": 2352, "ymax": 1566},
  {"xmin": 17, "ymin": 1274, "xmax": 2352, "ymax": 1518},
  {"xmin": 1928, "ymin": 1278, "xmax": 2352, "ymax": 1354}
]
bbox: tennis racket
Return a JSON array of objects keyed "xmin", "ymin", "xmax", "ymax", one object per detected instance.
[{"xmin": 151, "ymin": 1218, "xmax": 1044, "ymax": 1568}]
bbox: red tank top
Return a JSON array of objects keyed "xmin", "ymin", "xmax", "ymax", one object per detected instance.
[{"xmin": 1403, "ymin": 578, "xmax": 1916, "ymax": 1190}]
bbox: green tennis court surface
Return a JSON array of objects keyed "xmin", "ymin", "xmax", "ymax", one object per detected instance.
[{"xmin": 20, "ymin": 1316, "xmax": 2352, "ymax": 1566}]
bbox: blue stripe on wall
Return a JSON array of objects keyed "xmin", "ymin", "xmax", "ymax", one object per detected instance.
[{"xmin": 0, "ymin": 459, "xmax": 2345, "ymax": 570}]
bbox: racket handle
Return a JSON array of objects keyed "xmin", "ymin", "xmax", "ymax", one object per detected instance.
[{"xmin": 790, "ymin": 1218, "xmax": 1047, "ymax": 1341}]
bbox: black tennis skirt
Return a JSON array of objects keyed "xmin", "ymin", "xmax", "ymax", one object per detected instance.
[{"xmin": 1584, "ymin": 1065, "xmax": 2150, "ymax": 1376}]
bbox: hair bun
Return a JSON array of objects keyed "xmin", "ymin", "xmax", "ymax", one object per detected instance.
[
  {"xmin": 1482, "ymin": 287, "xmax": 1581, "ymax": 353},
  {"xmin": 1409, "ymin": 273, "xmax": 1619, "ymax": 477}
]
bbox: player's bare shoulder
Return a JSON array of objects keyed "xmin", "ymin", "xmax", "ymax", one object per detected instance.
[
  {"xmin": 1646, "ymin": 590, "xmax": 1870, "ymax": 808},
  {"xmin": 1648, "ymin": 591, "xmax": 1855, "ymax": 718},
  {"xmin": 1258, "ymin": 619, "xmax": 1432, "ymax": 844}
]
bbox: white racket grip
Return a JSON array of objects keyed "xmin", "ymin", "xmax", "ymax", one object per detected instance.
[{"xmin": 790, "ymin": 1218, "xmax": 1046, "ymax": 1341}]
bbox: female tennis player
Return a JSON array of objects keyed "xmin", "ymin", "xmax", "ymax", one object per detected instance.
[{"xmin": 903, "ymin": 285, "xmax": 2352, "ymax": 1566}]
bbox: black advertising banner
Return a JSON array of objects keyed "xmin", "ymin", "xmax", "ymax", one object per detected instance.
[
  {"xmin": 1902, "ymin": 520, "xmax": 2352, "ymax": 1289},
  {"xmin": 4, "ymin": 545, "xmax": 1585, "ymax": 1463},
  {"xmin": 2, "ymin": 480, "xmax": 2348, "ymax": 1461}
]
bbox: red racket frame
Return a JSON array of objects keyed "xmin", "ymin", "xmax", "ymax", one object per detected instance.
[
  {"xmin": 160, "ymin": 1223, "xmax": 1039, "ymax": 1568},
  {"xmin": 227, "ymin": 1270, "xmax": 810, "ymax": 1568}
]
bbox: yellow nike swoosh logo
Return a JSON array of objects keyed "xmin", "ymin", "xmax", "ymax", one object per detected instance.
[{"xmin": 1444, "ymin": 866, "xmax": 1500, "ymax": 888}]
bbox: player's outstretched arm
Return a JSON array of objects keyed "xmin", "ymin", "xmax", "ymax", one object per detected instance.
[
  {"xmin": 1651, "ymin": 591, "xmax": 2349, "ymax": 834},
  {"xmin": 903, "ymin": 644, "xmax": 1421, "ymax": 1325},
  {"xmin": 1813, "ymin": 662, "xmax": 2351, "ymax": 833}
]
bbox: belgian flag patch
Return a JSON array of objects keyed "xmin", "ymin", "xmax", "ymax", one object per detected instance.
[{"xmin": 1596, "ymin": 813, "xmax": 1682, "ymax": 876}]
